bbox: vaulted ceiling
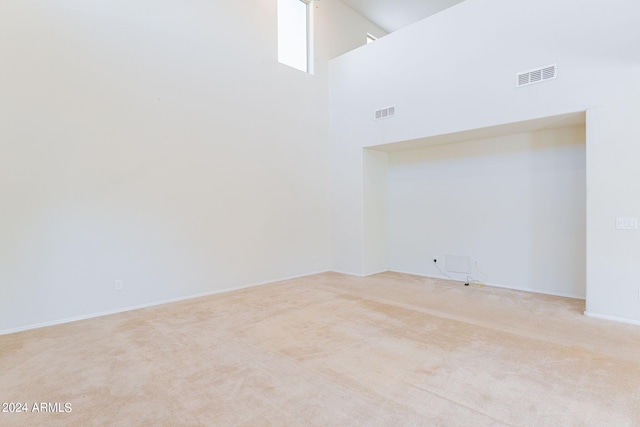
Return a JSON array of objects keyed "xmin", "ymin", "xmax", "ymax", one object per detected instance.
[{"xmin": 339, "ymin": 0, "xmax": 466, "ymax": 33}]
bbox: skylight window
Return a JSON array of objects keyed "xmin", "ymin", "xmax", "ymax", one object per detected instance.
[{"xmin": 278, "ymin": 0, "xmax": 312, "ymax": 73}]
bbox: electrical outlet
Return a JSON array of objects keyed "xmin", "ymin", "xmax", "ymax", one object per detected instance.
[
  {"xmin": 115, "ymin": 280, "xmax": 124, "ymax": 291},
  {"xmin": 473, "ymin": 260, "xmax": 480, "ymax": 268},
  {"xmin": 616, "ymin": 217, "xmax": 638, "ymax": 230}
]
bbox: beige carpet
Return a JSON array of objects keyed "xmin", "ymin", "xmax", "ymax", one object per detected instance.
[{"xmin": 1, "ymin": 272, "xmax": 640, "ymax": 426}]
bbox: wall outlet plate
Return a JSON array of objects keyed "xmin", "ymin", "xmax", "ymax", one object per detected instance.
[{"xmin": 616, "ymin": 217, "xmax": 638, "ymax": 230}]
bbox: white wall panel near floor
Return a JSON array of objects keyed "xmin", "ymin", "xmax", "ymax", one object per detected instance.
[
  {"xmin": 0, "ymin": 0, "xmax": 385, "ymax": 333},
  {"xmin": 387, "ymin": 126, "xmax": 586, "ymax": 298}
]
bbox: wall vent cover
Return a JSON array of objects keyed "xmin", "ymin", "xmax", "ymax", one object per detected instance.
[
  {"xmin": 445, "ymin": 254, "xmax": 471, "ymax": 274},
  {"xmin": 516, "ymin": 64, "xmax": 556, "ymax": 87},
  {"xmin": 375, "ymin": 105, "xmax": 396, "ymax": 120}
]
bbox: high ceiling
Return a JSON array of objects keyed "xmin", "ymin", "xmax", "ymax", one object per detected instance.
[{"xmin": 339, "ymin": 0, "xmax": 466, "ymax": 33}]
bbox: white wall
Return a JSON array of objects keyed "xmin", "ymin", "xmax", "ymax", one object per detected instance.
[
  {"xmin": 331, "ymin": 0, "xmax": 640, "ymax": 148},
  {"xmin": 586, "ymin": 87, "xmax": 640, "ymax": 322},
  {"xmin": 387, "ymin": 126, "xmax": 586, "ymax": 298},
  {"xmin": 329, "ymin": 0, "xmax": 640, "ymax": 322},
  {"xmin": 363, "ymin": 149, "xmax": 388, "ymax": 275},
  {"xmin": 0, "ymin": 0, "xmax": 383, "ymax": 332},
  {"xmin": 316, "ymin": 1, "xmax": 386, "ymax": 70}
]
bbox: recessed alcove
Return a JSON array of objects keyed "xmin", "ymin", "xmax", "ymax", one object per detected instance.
[{"xmin": 363, "ymin": 112, "xmax": 587, "ymax": 298}]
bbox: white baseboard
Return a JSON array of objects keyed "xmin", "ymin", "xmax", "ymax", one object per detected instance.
[
  {"xmin": 1, "ymin": 269, "xmax": 597, "ymax": 335},
  {"xmin": 477, "ymin": 280, "xmax": 585, "ymax": 300},
  {"xmin": 389, "ymin": 269, "xmax": 467, "ymax": 284},
  {"xmin": 0, "ymin": 270, "xmax": 330, "ymax": 336},
  {"xmin": 363, "ymin": 269, "xmax": 389, "ymax": 276},
  {"xmin": 388, "ymin": 269, "xmax": 585, "ymax": 300},
  {"xmin": 328, "ymin": 269, "xmax": 365, "ymax": 277},
  {"xmin": 583, "ymin": 311, "xmax": 640, "ymax": 326}
]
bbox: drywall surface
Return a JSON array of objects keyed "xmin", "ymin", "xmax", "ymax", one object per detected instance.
[
  {"xmin": 0, "ymin": 0, "xmax": 382, "ymax": 332},
  {"xmin": 331, "ymin": 0, "xmax": 640, "ymax": 148},
  {"xmin": 329, "ymin": 0, "xmax": 640, "ymax": 321},
  {"xmin": 316, "ymin": 0, "xmax": 386, "ymax": 71},
  {"xmin": 586, "ymin": 88, "xmax": 640, "ymax": 321},
  {"xmin": 388, "ymin": 126, "xmax": 586, "ymax": 298},
  {"xmin": 363, "ymin": 149, "xmax": 388, "ymax": 275}
]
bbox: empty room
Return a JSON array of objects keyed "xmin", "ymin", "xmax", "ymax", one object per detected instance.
[{"xmin": 2, "ymin": 0, "xmax": 640, "ymax": 425}]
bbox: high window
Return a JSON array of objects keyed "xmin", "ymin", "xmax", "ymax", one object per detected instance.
[{"xmin": 278, "ymin": 0, "xmax": 312, "ymax": 73}]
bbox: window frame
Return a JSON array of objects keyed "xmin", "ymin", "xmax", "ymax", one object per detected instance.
[{"xmin": 277, "ymin": 0, "xmax": 314, "ymax": 74}]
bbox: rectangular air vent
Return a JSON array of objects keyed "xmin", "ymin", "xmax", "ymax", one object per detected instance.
[
  {"xmin": 516, "ymin": 64, "xmax": 556, "ymax": 87},
  {"xmin": 445, "ymin": 254, "xmax": 471, "ymax": 274},
  {"xmin": 374, "ymin": 105, "xmax": 396, "ymax": 120}
]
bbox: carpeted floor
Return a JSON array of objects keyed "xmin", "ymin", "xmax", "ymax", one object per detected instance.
[{"xmin": 1, "ymin": 272, "xmax": 639, "ymax": 426}]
